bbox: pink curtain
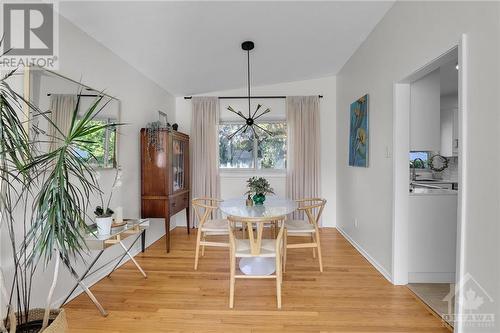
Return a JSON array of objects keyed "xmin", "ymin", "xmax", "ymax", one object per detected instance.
[
  {"xmin": 286, "ymin": 96, "xmax": 321, "ymax": 220},
  {"xmin": 190, "ymin": 97, "xmax": 221, "ymax": 226}
]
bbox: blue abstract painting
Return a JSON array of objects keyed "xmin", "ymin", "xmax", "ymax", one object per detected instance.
[{"xmin": 349, "ymin": 94, "xmax": 369, "ymax": 167}]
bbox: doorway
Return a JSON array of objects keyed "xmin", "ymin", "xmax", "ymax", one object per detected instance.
[{"xmin": 392, "ymin": 35, "xmax": 468, "ymax": 331}]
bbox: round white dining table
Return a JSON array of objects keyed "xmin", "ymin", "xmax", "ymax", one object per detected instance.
[{"xmin": 219, "ymin": 197, "xmax": 298, "ymax": 276}]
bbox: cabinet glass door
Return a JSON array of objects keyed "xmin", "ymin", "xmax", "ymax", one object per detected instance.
[{"xmin": 172, "ymin": 138, "xmax": 185, "ymax": 192}]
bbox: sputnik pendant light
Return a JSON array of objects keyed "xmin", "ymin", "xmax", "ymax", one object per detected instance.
[{"xmin": 226, "ymin": 41, "xmax": 273, "ymax": 140}]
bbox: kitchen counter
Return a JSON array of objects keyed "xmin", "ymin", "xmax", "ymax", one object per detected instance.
[
  {"xmin": 414, "ymin": 178, "xmax": 458, "ymax": 184},
  {"xmin": 410, "ymin": 187, "xmax": 457, "ymax": 196}
]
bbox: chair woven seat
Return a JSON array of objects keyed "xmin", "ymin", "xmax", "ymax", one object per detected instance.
[
  {"xmin": 285, "ymin": 220, "xmax": 315, "ymax": 233},
  {"xmin": 234, "ymin": 239, "xmax": 277, "ymax": 257},
  {"xmin": 200, "ymin": 218, "xmax": 229, "ymax": 233}
]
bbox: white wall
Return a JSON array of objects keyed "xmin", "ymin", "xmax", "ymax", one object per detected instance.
[
  {"xmin": 0, "ymin": 14, "xmax": 175, "ymax": 311},
  {"xmin": 336, "ymin": 1, "xmax": 499, "ymax": 331},
  {"xmin": 174, "ymin": 76, "xmax": 336, "ymax": 227}
]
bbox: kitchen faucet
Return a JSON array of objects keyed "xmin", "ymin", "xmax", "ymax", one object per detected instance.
[{"xmin": 411, "ymin": 158, "xmax": 425, "ymax": 181}]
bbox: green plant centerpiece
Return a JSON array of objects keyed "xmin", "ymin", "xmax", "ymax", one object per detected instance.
[{"xmin": 245, "ymin": 177, "xmax": 274, "ymax": 205}]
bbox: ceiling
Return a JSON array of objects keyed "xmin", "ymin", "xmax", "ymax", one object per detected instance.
[{"xmin": 59, "ymin": 1, "xmax": 394, "ymax": 96}]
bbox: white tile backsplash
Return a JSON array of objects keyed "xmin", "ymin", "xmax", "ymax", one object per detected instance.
[{"xmin": 440, "ymin": 156, "xmax": 458, "ymax": 182}]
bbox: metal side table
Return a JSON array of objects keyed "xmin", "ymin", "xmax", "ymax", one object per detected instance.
[{"xmin": 62, "ymin": 218, "xmax": 149, "ymax": 316}]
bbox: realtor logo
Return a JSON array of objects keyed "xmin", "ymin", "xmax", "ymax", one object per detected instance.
[
  {"xmin": 1, "ymin": 2, "xmax": 58, "ymax": 69},
  {"xmin": 442, "ymin": 273, "xmax": 495, "ymax": 328}
]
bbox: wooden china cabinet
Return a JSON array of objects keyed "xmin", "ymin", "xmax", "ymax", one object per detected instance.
[{"xmin": 140, "ymin": 129, "xmax": 190, "ymax": 252}]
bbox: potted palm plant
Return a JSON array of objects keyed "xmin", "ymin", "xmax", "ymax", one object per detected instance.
[
  {"xmin": 0, "ymin": 62, "xmax": 118, "ymax": 332},
  {"xmin": 245, "ymin": 176, "xmax": 275, "ymax": 205}
]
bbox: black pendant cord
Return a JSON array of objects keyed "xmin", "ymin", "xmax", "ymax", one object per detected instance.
[{"xmin": 247, "ymin": 49, "xmax": 251, "ymax": 118}]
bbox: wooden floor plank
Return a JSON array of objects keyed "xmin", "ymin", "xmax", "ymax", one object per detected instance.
[{"xmin": 64, "ymin": 227, "xmax": 449, "ymax": 332}]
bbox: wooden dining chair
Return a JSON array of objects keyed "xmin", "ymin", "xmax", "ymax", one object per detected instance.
[
  {"xmin": 227, "ymin": 215, "xmax": 285, "ymax": 309},
  {"xmin": 284, "ymin": 198, "xmax": 326, "ymax": 272},
  {"xmin": 192, "ymin": 198, "xmax": 229, "ymax": 270}
]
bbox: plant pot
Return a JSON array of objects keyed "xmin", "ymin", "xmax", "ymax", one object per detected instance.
[
  {"xmin": 6, "ymin": 308, "xmax": 67, "ymax": 333},
  {"xmin": 95, "ymin": 216, "xmax": 112, "ymax": 235},
  {"xmin": 252, "ymin": 193, "xmax": 266, "ymax": 205}
]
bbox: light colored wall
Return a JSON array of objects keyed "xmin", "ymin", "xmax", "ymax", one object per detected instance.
[
  {"xmin": 0, "ymin": 15, "xmax": 175, "ymax": 310},
  {"xmin": 174, "ymin": 76, "xmax": 336, "ymax": 227},
  {"xmin": 336, "ymin": 1, "xmax": 499, "ymax": 330}
]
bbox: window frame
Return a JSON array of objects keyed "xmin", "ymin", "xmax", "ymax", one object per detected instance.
[
  {"xmin": 218, "ymin": 118, "xmax": 287, "ymax": 173},
  {"xmin": 409, "ymin": 151, "xmax": 431, "ymax": 170}
]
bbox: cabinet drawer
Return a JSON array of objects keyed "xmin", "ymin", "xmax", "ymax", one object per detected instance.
[
  {"xmin": 169, "ymin": 192, "xmax": 189, "ymax": 216},
  {"xmin": 141, "ymin": 198, "xmax": 167, "ymax": 218}
]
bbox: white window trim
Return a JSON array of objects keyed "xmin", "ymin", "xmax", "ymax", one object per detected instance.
[{"xmin": 219, "ymin": 119, "xmax": 287, "ymax": 173}]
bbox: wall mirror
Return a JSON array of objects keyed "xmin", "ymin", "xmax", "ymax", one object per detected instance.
[{"xmin": 27, "ymin": 66, "xmax": 121, "ymax": 169}]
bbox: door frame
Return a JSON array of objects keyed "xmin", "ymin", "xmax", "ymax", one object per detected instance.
[{"xmin": 391, "ymin": 34, "xmax": 468, "ymax": 329}]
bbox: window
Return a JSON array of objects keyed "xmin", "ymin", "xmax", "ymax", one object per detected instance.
[
  {"xmin": 219, "ymin": 122, "xmax": 287, "ymax": 170},
  {"xmin": 409, "ymin": 151, "xmax": 429, "ymax": 168},
  {"xmin": 74, "ymin": 117, "xmax": 117, "ymax": 168}
]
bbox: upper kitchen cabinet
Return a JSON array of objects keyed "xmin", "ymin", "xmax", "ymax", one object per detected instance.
[
  {"xmin": 439, "ymin": 59, "xmax": 459, "ymax": 157},
  {"xmin": 440, "ymin": 95, "xmax": 459, "ymax": 157},
  {"xmin": 410, "ymin": 69, "xmax": 441, "ymax": 151}
]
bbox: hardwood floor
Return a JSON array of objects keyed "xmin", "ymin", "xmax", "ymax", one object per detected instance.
[{"xmin": 64, "ymin": 227, "xmax": 450, "ymax": 332}]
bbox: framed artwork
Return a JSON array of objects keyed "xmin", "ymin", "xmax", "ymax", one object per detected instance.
[
  {"xmin": 158, "ymin": 110, "xmax": 168, "ymax": 127},
  {"xmin": 349, "ymin": 94, "xmax": 369, "ymax": 167}
]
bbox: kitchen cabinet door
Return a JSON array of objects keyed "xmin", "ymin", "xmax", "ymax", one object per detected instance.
[{"xmin": 410, "ymin": 69, "xmax": 441, "ymax": 151}]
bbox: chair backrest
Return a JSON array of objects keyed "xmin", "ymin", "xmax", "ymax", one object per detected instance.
[
  {"xmin": 192, "ymin": 197, "xmax": 221, "ymax": 227},
  {"xmin": 228, "ymin": 215, "xmax": 285, "ymax": 256},
  {"xmin": 296, "ymin": 198, "xmax": 326, "ymax": 228}
]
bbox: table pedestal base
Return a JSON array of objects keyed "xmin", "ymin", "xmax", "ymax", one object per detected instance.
[{"xmin": 239, "ymin": 257, "xmax": 276, "ymax": 276}]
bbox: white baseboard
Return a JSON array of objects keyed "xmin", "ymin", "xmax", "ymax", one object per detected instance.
[
  {"xmin": 336, "ymin": 226, "xmax": 393, "ymax": 283},
  {"xmin": 408, "ymin": 272, "xmax": 455, "ymax": 283}
]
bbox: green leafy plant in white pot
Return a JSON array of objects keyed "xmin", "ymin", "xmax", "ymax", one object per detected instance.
[
  {"xmin": 93, "ymin": 206, "xmax": 114, "ymax": 235},
  {"xmin": 93, "ymin": 166, "xmax": 122, "ymax": 235},
  {"xmin": 0, "ymin": 64, "xmax": 119, "ymax": 332}
]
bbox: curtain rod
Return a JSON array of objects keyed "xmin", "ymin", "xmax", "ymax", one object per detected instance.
[
  {"xmin": 47, "ymin": 93, "xmax": 104, "ymax": 97},
  {"xmin": 183, "ymin": 95, "xmax": 323, "ymax": 100}
]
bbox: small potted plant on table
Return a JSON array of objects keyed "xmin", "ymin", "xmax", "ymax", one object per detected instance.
[
  {"xmin": 94, "ymin": 166, "xmax": 122, "ymax": 235},
  {"xmin": 94, "ymin": 206, "xmax": 114, "ymax": 235},
  {"xmin": 246, "ymin": 177, "xmax": 275, "ymax": 205}
]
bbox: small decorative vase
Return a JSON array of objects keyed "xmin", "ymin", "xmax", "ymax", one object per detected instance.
[
  {"xmin": 246, "ymin": 194, "xmax": 254, "ymax": 207},
  {"xmin": 95, "ymin": 216, "xmax": 112, "ymax": 235},
  {"xmin": 252, "ymin": 193, "xmax": 266, "ymax": 205}
]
